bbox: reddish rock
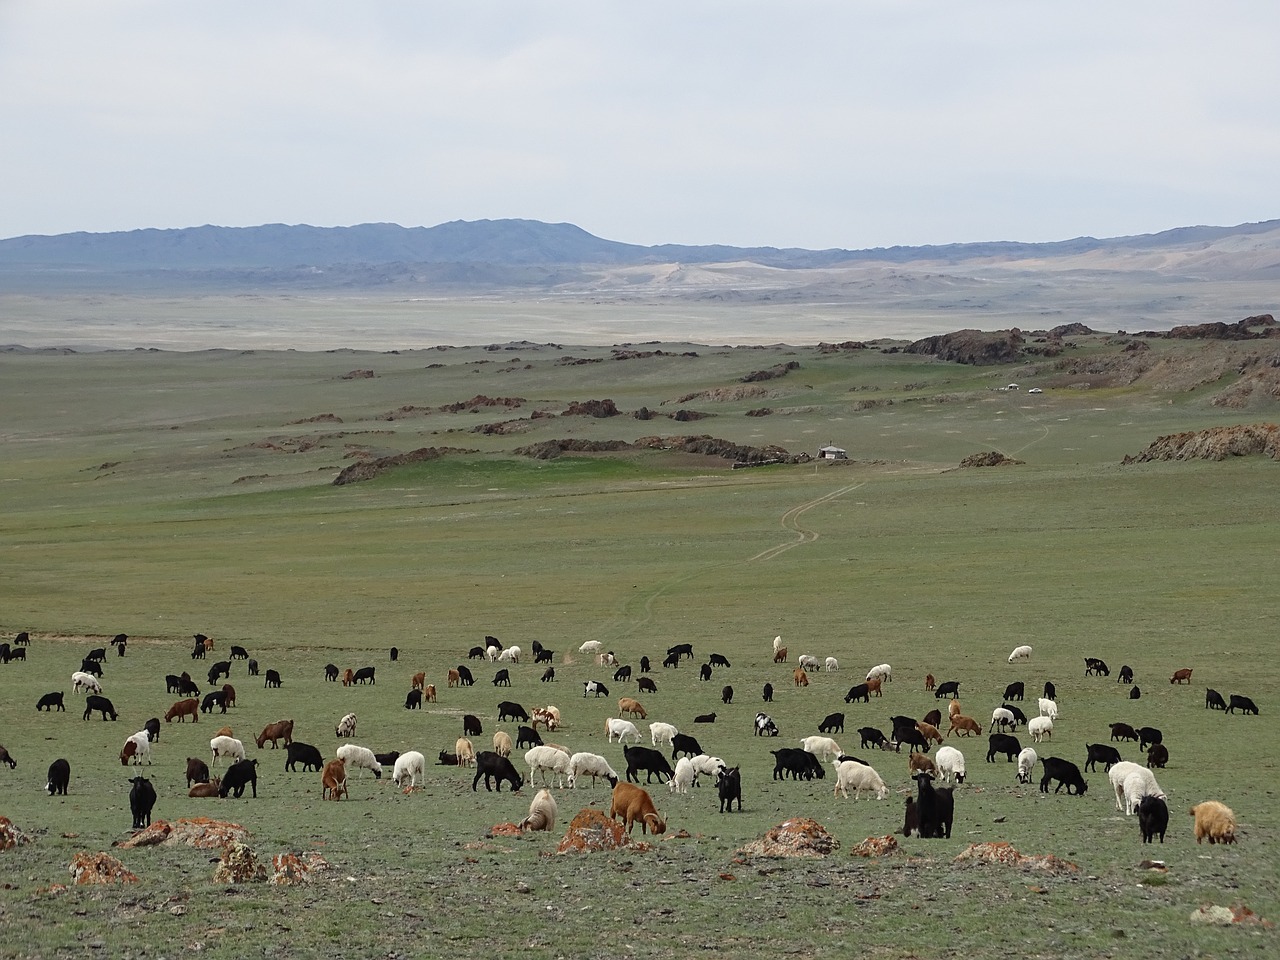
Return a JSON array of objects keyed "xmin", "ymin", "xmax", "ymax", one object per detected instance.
[
  {"xmin": 737, "ymin": 817, "xmax": 839, "ymax": 858},
  {"xmin": 68, "ymin": 852, "xmax": 139, "ymax": 885}
]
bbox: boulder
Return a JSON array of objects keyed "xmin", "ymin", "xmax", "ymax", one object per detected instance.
[{"xmin": 68, "ymin": 852, "xmax": 139, "ymax": 885}]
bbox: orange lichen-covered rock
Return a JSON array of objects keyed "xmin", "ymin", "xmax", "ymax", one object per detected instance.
[
  {"xmin": 556, "ymin": 808, "xmax": 651, "ymax": 854},
  {"xmin": 0, "ymin": 816, "xmax": 33, "ymax": 851},
  {"xmin": 212, "ymin": 840, "xmax": 267, "ymax": 884},
  {"xmin": 115, "ymin": 817, "xmax": 250, "ymax": 850},
  {"xmin": 737, "ymin": 817, "xmax": 839, "ymax": 858},
  {"xmin": 952, "ymin": 842, "xmax": 1078, "ymax": 874},
  {"xmin": 270, "ymin": 852, "xmax": 330, "ymax": 886},
  {"xmin": 68, "ymin": 852, "xmax": 139, "ymax": 885},
  {"xmin": 850, "ymin": 835, "xmax": 901, "ymax": 858},
  {"xmin": 489, "ymin": 822, "xmax": 523, "ymax": 838}
]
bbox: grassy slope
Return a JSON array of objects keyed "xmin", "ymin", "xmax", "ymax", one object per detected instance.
[{"xmin": 0, "ymin": 337, "xmax": 1277, "ymax": 958}]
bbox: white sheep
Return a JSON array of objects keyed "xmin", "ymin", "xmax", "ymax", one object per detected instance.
[
  {"xmin": 991, "ymin": 707, "xmax": 1016, "ymax": 732},
  {"xmin": 210, "ymin": 735, "xmax": 245, "ymax": 767},
  {"xmin": 1016, "ymin": 747, "xmax": 1038, "ymax": 784},
  {"xmin": 605, "ymin": 718, "xmax": 642, "ymax": 744},
  {"xmin": 518, "ymin": 788, "xmax": 558, "ymax": 832},
  {"xmin": 71, "ymin": 671, "xmax": 102, "ymax": 695},
  {"xmin": 1122, "ymin": 768, "xmax": 1165, "ymax": 816},
  {"xmin": 335, "ymin": 712, "xmax": 357, "ymax": 738},
  {"xmin": 492, "ymin": 731, "xmax": 513, "ymax": 758},
  {"xmin": 486, "ymin": 645, "xmax": 500, "ymax": 662},
  {"xmin": 833, "ymin": 759, "xmax": 889, "ymax": 799},
  {"xmin": 1108, "ymin": 761, "xmax": 1145, "ymax": 811},
  {"xmin": 690, "ymin": 754, "xmax": 727, "ymax": 785},
  {"xmin": 1008, "ymin": 644, "xmax": 1033, "ymax": 663},
  {"xmin": 392, "ymin": 750, "xmax": 426, "ymax": 788},
  {"xmin": 1028, "ymin": 716, "xmax": 1053, "ymax": 742},
  {"xmin": 497, "ymin": 645, "xmax": 521, "ymax": 664},
  {"xmin": 649, "ymin": 721, "xmax": 679, "ymax": 747},
  {"xmin": 525, "ymin": 745, "xmax": 572, "ymax": 788},
  {"xmin": 772, "ymin": 635, "xmax": 783, "ymax": 653},
  {"xmin": 669, "ymin": 757, "xmax": 697, "ymax": 795},
  {"xmin": 337, "ymin": 743, "xmax": 383, "ymax": 779},
  {"xmin": 578, "ymin": 640, "xmax": 603, "ymax": 655},
  {"xmin": 455, "ymin": 737, "xmax": 476, "ymax": 767},
  {"xmin": 1037, "ymin": 697, "xmax": 1058, "ymax": 719},
  {"xmin": 800, "ymin": 735, "xmax": 844, "ymax": 764},
  {"xmin": 824, "ymin": 657, "xmax": 839, "ymax": 672},
  {"xmin": 935, "ymin": 745, "xmax": 966, "ymax": 783},
  {"xmin": 796, "ymin": 654, "xmax": 820, "ymax": 672},
  {"xmin": 866, "ymin": 663, "xmax": 892, "ymax": 683},
  {"xmin": 566, "ymin": 752, "xmax": 618, "ymax": 789}
]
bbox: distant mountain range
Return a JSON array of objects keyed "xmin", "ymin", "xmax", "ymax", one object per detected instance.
[{"xmin": 2, "ymin": 217, "xmax": 1279, "ymax": 293}]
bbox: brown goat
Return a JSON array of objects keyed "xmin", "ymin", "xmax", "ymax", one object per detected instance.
[
  {"xmin": 609, "ymin": 781, "xmax": 667, "ymax": 835},
  {"xmin": 322, "ymin": 758, "xmax": 348, "ymax": 800},
  {"xmin": 793, "ymin": 668, "xmax": 809, "ymax": 687}
]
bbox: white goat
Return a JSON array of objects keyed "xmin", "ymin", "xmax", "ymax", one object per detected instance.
[
  {"xmin": 1037, "ymin": 697, "xmax": 1058, "ymax": 719},
  {"xmin": 210, "ymin": 735, "xmax": 245, "ymax": 767},
  {"xmin": 935, "ymin": 745, "xmax": 966, "ymax": 783},
  {"xmin": 71, "ymin": 671, "xmax": 102, "ymax": 694},
  {"xmin": 824, "ymin": 657, "xmax": 839, "ymax": 672},
  {"xmin": 1016, "ymin": 747, "xmax": 1038, "ymax": 784},
  {"xmin": 455, "ymin": 737, "xmax": 476, "ymax": 767},
  {"xmin": 578, "ymin": 640, "xmax": 603, "ymax": 655},
  {"xmin": 801, "ymin": 735, "xmax": 844, "ymax": 763},
  {"xmin": 606, "ymin": 718, "xmax": 642, "ymax": 744},
  {"xmin": 649, "ymin": 721, "xmax": 678, "ymax": 747},
  {"xmin": 669, "ymin": 757, "xmax": 697, "ymax": 795},
  {"xmin": 1028, "ymin": 716, "xmax": 1053, "ymax": 742},
  {"xmin": 991, "ymin": 707, "xmax": 1016, "ymax": 732},
  {"xmin": 866, "ymin": 663, "xmax": 892, "ymax": 683}
]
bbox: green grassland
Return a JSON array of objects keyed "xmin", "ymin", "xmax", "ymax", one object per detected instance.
[{"xmin": 0, "ymin": 335, "xmax": 1277, "ymax": 958}]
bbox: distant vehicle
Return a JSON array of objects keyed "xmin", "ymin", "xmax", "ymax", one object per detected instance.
[
  {"xmin": 1028, "ymin": 387, "xmax": 1043, "ymax": 394},
  {"xmin": 1006, "ymin": 383, "xmax": 1019, "ymax": 390}
]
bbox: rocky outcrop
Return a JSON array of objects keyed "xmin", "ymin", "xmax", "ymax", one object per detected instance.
[
  {"xmin": 1122, "ymin": 424, "xmax": 1280, "ymax": 463},
  {"xmin": 562, "ymin": 399, "xmax": 620, "ymax": 418},
  {"xmin": 0, "ymin": 816, "xmax": 32, "ymax": 851},
  {"xmin": 115, "ymin": 817, "xmax": 251, "ymax": 850},
  {"xmin": 68, "ymin": 852, "xmax": 139, "ymax": 885},
  {"xmin": 514, "ymin": 439, "xmax": 633, "ymax": 460},
  {"xmin": 556, "ymin": 808, "xmax": 652, "ymax": 854},
  {"xmin": 959, "ymin": 451, "xmax": 1025, "ymax": 468},
  {"xmin": 905, "ymin": 329, "xmax": 1026, "ymax": 365},
  {"xmin": 332, "ymin": 446, "xmax": 475, "ymax": 484},
  {"xmin": 741, "ymin": 361, "xmax": 800, "ymax": 383},
  {"xmin": 632, "ymin": 434, "xmax": 800, "ymax": 465}
]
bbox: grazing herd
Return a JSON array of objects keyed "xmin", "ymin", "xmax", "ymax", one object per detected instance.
[{"xmin": 0, "ymin": 629, "xmax": 1254, "ymax": 855}]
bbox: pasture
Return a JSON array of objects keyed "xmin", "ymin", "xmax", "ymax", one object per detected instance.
[{"xmin": 0, "ymin": 335, "xmax": 1277, "ymax": 958}]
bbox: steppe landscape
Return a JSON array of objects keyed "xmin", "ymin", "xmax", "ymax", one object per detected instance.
[{"xmin": 1, "ymin": 221, "xmax": 1279, "ymax": 958}]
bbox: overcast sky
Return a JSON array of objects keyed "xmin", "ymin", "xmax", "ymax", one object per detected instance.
[{"xmin": 2, "ymin": 1, "xmax": 1276, "ymax": 249}]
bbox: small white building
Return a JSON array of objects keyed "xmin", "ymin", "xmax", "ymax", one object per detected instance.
[{"xmin": 818, "ymin": 445, "xmax": 848, "ymax": 460}]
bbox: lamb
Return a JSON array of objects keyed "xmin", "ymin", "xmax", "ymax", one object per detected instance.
[
  {"xmin": 336, "ymin": 743, "xmax": 384, "ymax": 779},
  {"xmin": 1016, "ymin": 747, "xmax": 1037, "ymax": 784},
  {"xmin": 567, "ymin": 752, "xmax": 619, "ymax": 789},
  {"xmin": 669, "ymin": 756, "xmax": 697, "ymax": 795},
  {"xmin": 524, "ymin": 745, "xmax": 572, "ymax": 788},
  {"xmin": 608, "ymin": 781, "xmax": 666, "ymax": 835},
  {"xmin": 1037, "ymin": 697, "xmax": 1058, "ymax": 719},
  {"xmin": 606, "ymin": 718, "xmax": 643, "ymax": 744},
  {"xmin": 834, "ymin": 759, "xmax": 889, "ymax": 799},
  {"xmin": 1028, "ymin": 716, "xmax": 1053, "ymax": 742},
  {"xmin": 1189, "ymin": 800, "xmax": 1237, "ymax": 844},
  {"xmin": 935, "ymin": 745, "xmax": 966, "ymax": 783},
  {"xmin": 1008, "ymin": 644, "xmax": 1033, "ymax": 662},
  {"xmin": 518, "ymin": 788, "xmax": 558, "ymax": 832},
  {"xmin": 801, "ymin": 735, "xmax": 844, "ymax": 764},
  {"xmin": 649, "ymin": 721, "xmax": 679, "ymax": 747},
  {"xmin": 392, "ymin": 751, "xmax": 426, "ymax": 788},
  {"xmin": 210, "ymin": 735, "xmax": 245, "ymax": 767}
]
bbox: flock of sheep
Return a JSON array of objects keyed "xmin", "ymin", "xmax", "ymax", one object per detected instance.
[{"xmin": 0, "ymin": 628, "xmax": 1251, "ymax": 851}]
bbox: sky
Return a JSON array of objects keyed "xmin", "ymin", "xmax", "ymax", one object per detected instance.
[{"xmin": 2, "ymin": 1, "xmax": 1277, "ymax": 250}]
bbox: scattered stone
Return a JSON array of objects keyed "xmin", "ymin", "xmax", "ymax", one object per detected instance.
[
  {"xmin": 339, "ymin": 369, "xmax": 375, "ymax": 379},
  {"xmin": 68, "ymin": 852, "xmax": 139, "ymax": 885},
  {"xmin": 1190, "ymin": 904, "xmax": 1272, "ymax": 927},
  {"xmin": 737, "ymin": 818, "xmax": 839, "ymax": 859}
]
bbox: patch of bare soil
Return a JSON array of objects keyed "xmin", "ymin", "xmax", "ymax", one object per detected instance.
[{"xmin": 1122, "ymin": 423, "xmax": 1280, "ymax": 463}]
